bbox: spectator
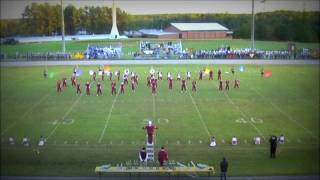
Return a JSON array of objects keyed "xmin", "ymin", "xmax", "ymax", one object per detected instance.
[
  {"xmin": 9, "ymin": 137, "xmax": 15, "ymax": 145},
  {"xmin": 254, "ymin": 136, "xmax": 261, "ymax": 145},
  {"xmin": 22, "ymin": 136, "xmax": 29, "ymax": 146},
  {"xmin": 231, "ymin": 136, "xmax": 237, "ymax": 145},
  {"xmin": 86, "ymin": 45, "xmax": 121, "ymax": 59},
  {"xmin": 139, "ymin": 147, "xmax": 148, "ymax": 164},
  {"xmin": 38, "ymin": 135, "xmax": 46, "ymax": 146},
  {"xmin": 158, "ymin": 146, "xmax": 168, "ymax": 166},
  {"xmin": 269, "ymin": 135, "xmax": 278, "ymax": 159},
  {"xmin": 278, "ymin": 134, "xmax": 285, "ymax": 144},
  {"xmin": 220, "ymin": 157, "xmax": 228, "ymax": 180},
  {"xmin": 209, "ymin": 136, "xmax": 217, "ymax": 147}
]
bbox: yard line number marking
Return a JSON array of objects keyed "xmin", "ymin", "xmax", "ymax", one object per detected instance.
[
  {"xmin": 141, "ymin": 118, "xmax": 169, "ymax": 125},
  {"xmin": 47, "ymin": 94, "xmax": 84, "ymax": 140},
  {"xmin": 48, "ymin": 118, "xmax": 74, "ymax": 125},
  {"xmin": 235, "ymin": 117, "xmax": 263, "ymax": 124},
  {"xmin": 247, "ymin": 84, "xmax": 318, "ymax": 140},
  {"xmin": 224, "ymin": 92, "xmax": 266, "ymax": 140}
]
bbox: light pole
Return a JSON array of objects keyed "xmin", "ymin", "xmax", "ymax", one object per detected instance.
[
  {"xmin": 251, "ymin": 0, "xmax": 255, "ymax": 50},
  {"xmin": 61, "ymin": 0, "xmax": 66, "ymax": 53}
]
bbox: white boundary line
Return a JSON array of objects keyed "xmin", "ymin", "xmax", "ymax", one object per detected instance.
[
  {"xmin": 1, "ymin": 92, "xmax": 52, "ymax": 135},
  {"xmin": 187, "ymin": 90, "xmax": 212, "ymax": 138},
  {"xmin": 248, "ymin": 86, "xmax": 319, "ymax": 140},
  {"xmin": 2, "ymin": 143, "xmax": 317, "ymax": 151},
  {"xmin": 223, "ymin": 92, "xmax": 266, "ymax": 140},
  {"xmin": 97, "ymin": 92, "xmax": 119, "ymax": 143},
  {"xmin": 47, "ymin": 93, "xmax": 84, "ymax": 140}
]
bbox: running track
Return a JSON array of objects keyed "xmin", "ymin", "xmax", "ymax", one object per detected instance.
[{"xmin": 0, "ymin": 59, "xmax": 319, "ymax": 67}]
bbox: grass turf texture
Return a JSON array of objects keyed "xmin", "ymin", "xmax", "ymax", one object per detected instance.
[
  {"xmin": 1, "ymin": 64, "xmax": 319, "ymax": 176},
  {"xmin": 1, "ymin": 39, "xmax": 319, "ymax": 59}
]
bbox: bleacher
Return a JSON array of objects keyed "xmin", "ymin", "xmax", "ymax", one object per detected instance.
[
  {"xmin": 85, "ymin": 43, "xmax": 122, "ymax": 59},
  {"xmin": 136, "ymin": 40, "xmax": 182, "ymax": 59}
]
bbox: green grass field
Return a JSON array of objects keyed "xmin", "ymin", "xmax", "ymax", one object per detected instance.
[
  {"xmin": 1, "ymin": 39, "xmax": 319, "ymax": 59},
  {"xmin": 1, "ymin": 64, "xmax": 319, "ymax": 176}
]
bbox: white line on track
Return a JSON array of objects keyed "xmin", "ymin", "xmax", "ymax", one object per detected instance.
[
  {"xmin": 187, "ymin": 90, "xmax": 212, "ymax": 138},
  {"xmin": 248, "ymin": 86, "xmax": 318, "ymax": 140},
  {"xmin": 223, "ymin": 92, "xmax": 266, "ymax": 140},
  {"xmin": 47, "ymin": 93, "xmax": 84, "ymax": 140},
  {"xmin": 1, "ymin": 92, "xmax": 52, "ymax": 135},
  {"xmin": 97, "ymin": 92, "xmax": 119, "ymax": 143},
  {"xmin": 2, "ymin": 60, "xmax": 318, "ymax": 67}
]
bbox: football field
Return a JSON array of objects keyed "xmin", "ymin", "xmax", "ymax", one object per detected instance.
[{"xmin": 1, "ymin": 63, "xmax": 319, "ymax": 176}]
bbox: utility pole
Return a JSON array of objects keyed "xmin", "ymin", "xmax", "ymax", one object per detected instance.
[
  {"xmin": 251, "ymin": 0, "xmax": 255, "ymax": 50},
  {"xmin": 61, "ymin": 0, "xmax": 66, "ymax": 53}
]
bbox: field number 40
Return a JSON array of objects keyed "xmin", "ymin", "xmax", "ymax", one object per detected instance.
[{"xmin": 235, "ymin": 117, "xmax": 263, "ymax": 124}]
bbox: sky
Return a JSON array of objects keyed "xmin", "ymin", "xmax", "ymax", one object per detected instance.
[{"xmin": 1, "ymin": 0, "xmax": 319, "ymax": 19}]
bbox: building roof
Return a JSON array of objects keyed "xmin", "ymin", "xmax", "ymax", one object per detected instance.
[
  {"xmin": 139, "ymin": 29, "xmax": 177, "ymax": 36},
  {"xmin": 170, "ymin": 23, "xmax": 229, "ymax": 31}
]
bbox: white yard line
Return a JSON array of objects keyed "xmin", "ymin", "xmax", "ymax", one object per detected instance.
[
  {"xmin": 97, "ymin": 92, "xmax": 119, "ymax": 143},
  {"xmin": 1, "ymin": 92, "xmax": 52, "ymax": 135},
  {"xmin": 47, "ymin": 94, "xmax": 84, "ymax": 140},
  {"xmin": 174, "ymin": 66, "xmax": 211, "ymax": 138},
  {"xmin": 152, "ymin": 94, "xmax": 157, "ymax": 145},
  {"xmin": 223, "ymin": 92, "xmax": 266, "ymax": 140},
  {"xmin": 249, "ymin": 86, "xmax": 319, "ymax": 140},
  {"xmin": 152, "ymin": 94, "xmax": 156, "ymax": 120},
  {"xmin": 187, "ymin": 90, "xmax": 212, "ymax": 138}
]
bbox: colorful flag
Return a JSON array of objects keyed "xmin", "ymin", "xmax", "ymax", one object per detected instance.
[
  {"xmin": 239, "ymin": 65, "xmax": 244, "ymax": 72},
  {"xmin": 75, "ymin": 69, "xmax": 83, "ymax": 77},
  {"xmin": 204, "ymin": 67, "xmax": 210, "ymax": 75},
  {"xmin": 264, "ymin": 70, "xmax": 272, "ymax": 77},
  {"xmin": 104, "ymin": 65, "xmax": 111, "ymax": 73},
  {"xmin": 49, "ymin": 72, "xmax": 55, "ymax": 78}
]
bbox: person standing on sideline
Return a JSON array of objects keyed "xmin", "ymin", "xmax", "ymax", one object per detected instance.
[
  {"xmin": 278, "ymin": 134, "xmax": 285, "ymax": 144},
  {"xmin": 158, "ymin": 146, "xmax": 168, "ymax": 166},
  {"xmin": 220, "ymin": 157, "xmax": 228, "ymax": 180},
  {"xmin": 139, "ymin": 147, "xmax": 148, "ymax": 164},
  {"xmin": 43, "ymin": 69, "xmax": 48, "ymax": 78},
  {"xmin": 269, "ymin": 135, "xmax": 278, "ymax": 158}
]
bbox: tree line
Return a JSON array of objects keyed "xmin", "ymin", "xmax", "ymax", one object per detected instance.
[{"xmin": 0, "ymin": 3, "xmax": 319, "ymax": 42}]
